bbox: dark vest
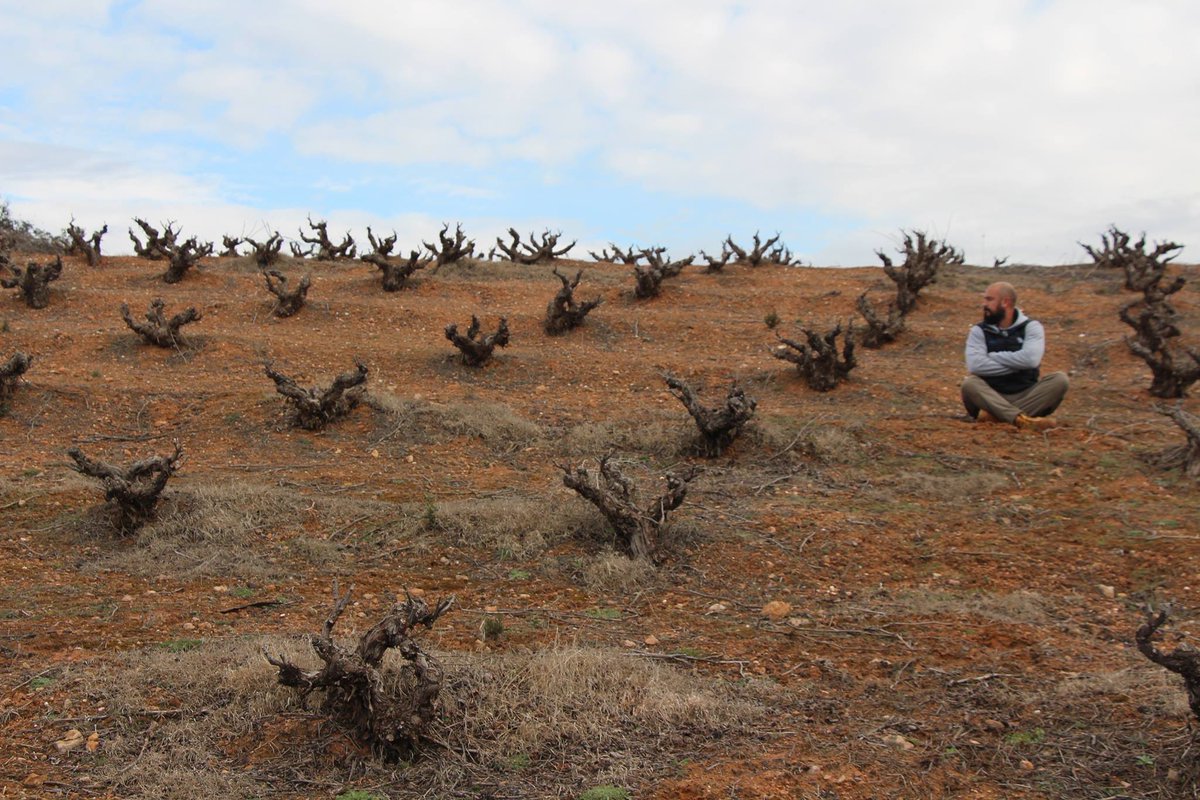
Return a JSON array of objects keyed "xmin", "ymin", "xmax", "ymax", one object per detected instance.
[{"xmin": 977, "ymin": 319, "xmax": 1039, "ymax": 394}]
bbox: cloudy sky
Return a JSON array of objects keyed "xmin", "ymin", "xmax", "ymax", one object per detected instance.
[{"xmin": 1, "ymin": 1, "xmax": 1196, "ymax": 265}]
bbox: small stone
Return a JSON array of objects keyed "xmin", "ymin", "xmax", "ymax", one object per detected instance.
[
  {"xmin": 22, "ymin": 774, "xmax": 46, "ymax": 787},
  {"xmin": 1098, "ymin": 584, "xmax": 1115, "ymax": 599},
  {"xmin": 484, "ymin": 605, "xmax": 498, "ymax": 613},
  {"xmin": 706, "ymin": 602, "xmax": 727, "ymax": 614},
  {"xmin": 643, "ymin": 635, "xmax": 659, "ymax": 647},
  {"xmin": 371, "ymin": 449, "xmax": 380, "ymax": 458},
  {"xmin": 121, "ymin": 595, "xmax": 133, "ymax": 602},
  {"xmin": 212, "ymin": 585, "xmax": 228, "ymax": 594},
  {"xmin": 761, "ymin": 600, "xmax": 792, "ymax": 621},
  {"xmin": 1168, "ymin": 768, "xmax": 1181, "ymax": 782},
  {"xmin": 882, "ymin": 734, "xmax": 914, "ymax": 750},
  {"xmin": 787, "ymin": 617, "xmax": 813, "ymax": 628},
  {"xmin": 982, "ymin": 718, "xmax": 1005, "ymax": 732},
  {"xmin": 407, "ymin": 587, "xmax": 425, "ymax": 597},
  {"xmin": 86, "ymin": 732, "xmax": 100, "ymax": 752},
  {"xmin": 1019, "ymin": 759, "xmax": 1035, "ymax": 770},
  {"xmin": 622, "ymin": 639, "xmax": 637, "ymax": 648},
  {"xmin": 181, "ymin": 622, "xmax": 195, "ymax": 631},
  {"xmin": 55, "ymin": 729, "xmax": 85, "ymax": 753}
]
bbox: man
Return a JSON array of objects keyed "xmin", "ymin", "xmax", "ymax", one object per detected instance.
[{"xmin": 962, "ymin": 282, "xmax": 1068, "ymax": 430}]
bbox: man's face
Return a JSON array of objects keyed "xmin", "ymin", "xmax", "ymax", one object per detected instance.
[{"xmin": 981, "ymin": 287, "xmax": 1007, "ymax": 325}]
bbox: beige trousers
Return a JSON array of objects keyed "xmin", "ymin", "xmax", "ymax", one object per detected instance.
[{"xmin": 961, "ymin": 372, "xmax": 1069, "ymax": 423}]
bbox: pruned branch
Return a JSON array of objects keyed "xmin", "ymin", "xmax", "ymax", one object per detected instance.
[
  {"xmin": 697, "ymin": 245, "xmax": 733, "ymax": 273},
  {"xmin": 120, "ymin": 298, "xmax": 201, "ymax": 347},
  {"xmin": 264, "ymin": 583, "xmax": 454, "ymax": 759},
  {"xmin": 1148, "ymin": 404, "xmax": 1200, "ymax": 477},
  {"xmin": 265, "ymin": 361, "xmax": 368, "ymax": 430},
  {"xmin": 444, "ymin": 316, "xmax": 510, "ymax": 366},
  {"xmin": 263, "ymin": 270, "xmax": 311, "ymax": 318},
  {"xmin": 589, "ymin": 244, "xmax": 643, "ymax": 265},
  {"xmin": 1136, "ymin": 608, "xmax": 1200, "ymax": 721},
  {"xmin": 67, "ymin": 441, "xmax": 183, "ymax": 533},
  {"xmin": 664, "ymin": 373, "xmax": 756, "ymax": 457},
  {"xmin": 559, "ymin": 456, "xmax": 701, "ymax": 561},
  {"xmin": 1119, "ymin": 297, "xmax": 1200, "ymax": 397}
]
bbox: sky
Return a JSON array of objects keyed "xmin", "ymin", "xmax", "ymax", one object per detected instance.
[{"xmin": 0, "ymin": 0, "xmax": 1197, "ymax": 266}]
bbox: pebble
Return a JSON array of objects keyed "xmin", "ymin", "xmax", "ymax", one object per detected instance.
[
  {"xmin": 706, "ymin": 602, "xmax": 727, "ymax": 614},
  {"xmin": 622, "ymin": 639, "xmax": 636, "ymax": 648},
  {"xmin": 643, "ymin": 635, "xmax": 659, "ymax": 646},
  {"xmin": 761, "ymin": 600, "xmax": 793, "ymax": 621},
  {"xmin": 1098, "ymin": 584, "xmax": 1115, "ymax": 599},
  {"xmin": 882, "ymin": 734, "xmax": 914, "ymax": 750},
  {"xmin": 1019, "ymin": 759, "xmax": 1035, "ymax": 770},
  {"xmin": 55, "ymin": 730, "xmax": 85, "ymax": 753}
]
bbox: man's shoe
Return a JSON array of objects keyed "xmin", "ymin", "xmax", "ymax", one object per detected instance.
[
  {"xmin": 1015, "ymin": 414, "xmax": 1056, "ymax": 431},
  {"xmin": 976, "ymin": 410, "xmax": 1000, "ymax": 424}
]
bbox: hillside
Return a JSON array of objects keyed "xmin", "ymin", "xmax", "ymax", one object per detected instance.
[{"xmin": 1, "ymin": 250, "xmax": 1198, "ymax": 799}]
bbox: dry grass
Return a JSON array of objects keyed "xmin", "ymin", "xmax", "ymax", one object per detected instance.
[
  {"xmin": 421, "ymin": 494, "xmax": 603, "ymax": 557},
  {"xmin": 368, "ymin": 392, "xmax": 543, "ymax": 451},
  {"xmin": 73, "ymin": 481, "xmax": 402, "ymax": 577},
  {"xmin": 557, "ymin": 413, "xmax": 688, "ymax": 458},
  {"xmin": 579, "ymin": 551, "xmax": 656, "ymax": 594},
  {"xmin": 884, "ymin": 588, "xmax": 1056, "ymax": 626},
  {"xmin": 868, "ymin": 469, "xmax": 1011, "ymax": 502},
  {"xmin": 66, "ymin": 637, "xmax": 778, "ymax": 799}
]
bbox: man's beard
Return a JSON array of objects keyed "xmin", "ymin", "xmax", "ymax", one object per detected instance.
[{"xmin": 982, "ymin": 307, "xmax": 1005, "ymax": 326}]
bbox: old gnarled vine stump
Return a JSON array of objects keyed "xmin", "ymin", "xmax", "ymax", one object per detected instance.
[
  {"xmin": 2, "ymin": 257, "xmax": 62, "ymax": 308},
  {"xmin": 265, "ymin": 584, "xmax": 454, "ymax": 760},
  {"xmin": 544, "ymin": 268, "xmax": 602, "ymax": 335},
  {"xmin": 496, "ymin": 228, "xmax": 575, "ymax": 264},
  {"xmin": 1, "ymin": 352, "xmax": 33, "ymax": 408},
  {"xmin": 121, "ymin": 298, "xmax": 201, "ymax": 347},
  {"xmin": 1136, "ymin": 608, "xmax": 1200, "ymax": 722},
  {"xmin": 876, "ymin": 230, "xmax": 962, "ymax": 315},
  {"xmin": 773, "ymin": 321, "xmax": 857, "ymax": 391},
  {"xmin": 445, "ymin": 316, "xmax": 509, "ymax": 366},
  {"xmin": 263, "ymin": 270, "xmax": 311, "ymax": 317},
  {"xmin": 65, "ymin": 219, "xmax": 107, "ymax": 266},
  {"xmin": 664, "ymin": 373, "xmax": 756, "ymax": 457},
  {"xmin": 559, "ymin": 456, "xmax": 701, "ymax": 561},
  {"xmin": 67, "ymin": 441, "xmax": 183, "ymax": 533},
  {"xmin": 265, "ymin": 361, "xmax": 368, "ymax": 429}
]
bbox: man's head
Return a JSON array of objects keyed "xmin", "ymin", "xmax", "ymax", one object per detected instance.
[{"xmin": 982, "ymin": 282, "xmax": 1017, "ymax": 327}]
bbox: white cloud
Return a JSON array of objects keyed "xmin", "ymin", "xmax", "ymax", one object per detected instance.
[{"xmin": 2, "ymin": 0, "xmax": 1198, "ymax": 264}]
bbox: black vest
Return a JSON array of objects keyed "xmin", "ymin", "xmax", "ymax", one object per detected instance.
[{"xmin": 977, "ymin": 319, "xmax": 1039, "ymax": 394}]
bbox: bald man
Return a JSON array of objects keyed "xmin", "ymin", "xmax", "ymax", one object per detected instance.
[{"xmin": 961, "ymin": 282, "xmax": 1068, "ymax": 430}]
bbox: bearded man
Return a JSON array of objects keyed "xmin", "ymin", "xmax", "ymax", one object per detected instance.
[{"xmin": 961, "ymin": 281, "xmax": 1068, "ymax": 430}]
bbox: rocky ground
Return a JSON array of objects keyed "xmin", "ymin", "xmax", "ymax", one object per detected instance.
[{"xmin": 1, "ymin": 249, "xmax": 1198, "ymax": 799}]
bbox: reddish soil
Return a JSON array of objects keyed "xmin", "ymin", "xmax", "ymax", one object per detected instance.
[{"xmin": 1, "ymin": 251, "xmax": 1198, "ymax": 799}]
